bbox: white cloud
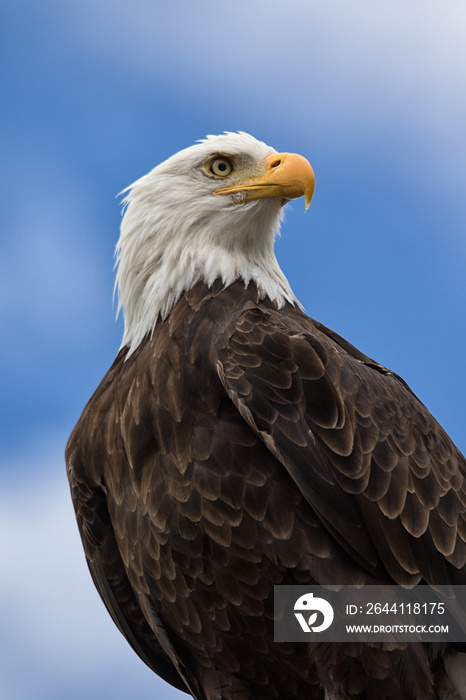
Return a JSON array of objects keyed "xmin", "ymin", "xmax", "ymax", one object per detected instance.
[{"xmin": 59, "ymin": 0, "xmax": 466, "ymax": 130}]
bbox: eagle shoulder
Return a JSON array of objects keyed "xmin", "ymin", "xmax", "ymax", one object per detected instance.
[{"xmin": 217, "ymin": 301, "xmax": 466, "ymax": 586}]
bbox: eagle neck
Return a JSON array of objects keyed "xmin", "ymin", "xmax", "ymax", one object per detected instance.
[
  {"xmin": 115, "ymin": 190, "xmax": 301, "ymax": 355},
  {"xmin": 117, "ymin": 249, "xmax": 300, "ymax": 357}
]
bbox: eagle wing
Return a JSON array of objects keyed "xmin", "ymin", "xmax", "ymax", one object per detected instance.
[
  {"xmin": 66, "ymin": 364, "xmax": 192, "ymax": 696},
  {"xmin": 217, "ymin": 302, "xmax": 466, "ymax": 586}
]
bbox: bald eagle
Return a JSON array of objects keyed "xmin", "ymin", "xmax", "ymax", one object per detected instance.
[{"xmin": 66, "ymin": 132, "xmax": 466, "ymax": 699}]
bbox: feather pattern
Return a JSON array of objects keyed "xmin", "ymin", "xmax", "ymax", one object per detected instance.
[{"xmin": 68, "ymin": 280, "xmax": 466, "ymax": 700}]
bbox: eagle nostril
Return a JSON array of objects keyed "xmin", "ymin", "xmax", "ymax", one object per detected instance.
[{"xmin": 270, "ymin": 159, "xmax": 282, "ymax": 169}]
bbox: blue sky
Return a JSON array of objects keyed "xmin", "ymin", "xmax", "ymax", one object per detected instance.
[{"xmin": 1, "ymin": 1, "xmax": 466, "ymax": 698}]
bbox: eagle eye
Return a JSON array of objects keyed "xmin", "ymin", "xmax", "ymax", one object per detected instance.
[{"xmin": 207, "ymin": 157, "xmax": 233, "ymax": 178}]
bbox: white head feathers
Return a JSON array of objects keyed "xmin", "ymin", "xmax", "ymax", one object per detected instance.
[{"xmin": 115, "ymin": 132, "xmax": 302, "ymax": 354}]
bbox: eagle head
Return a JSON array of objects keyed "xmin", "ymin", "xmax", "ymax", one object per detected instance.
[{"xmin": 115, "ymin": 132, "xmax": 315, "ymax": 353}]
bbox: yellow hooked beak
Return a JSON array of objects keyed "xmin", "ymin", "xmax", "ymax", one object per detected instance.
[{"xmin": 213, "ymin": 152, "xmax": 315, "ymax": 210}]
